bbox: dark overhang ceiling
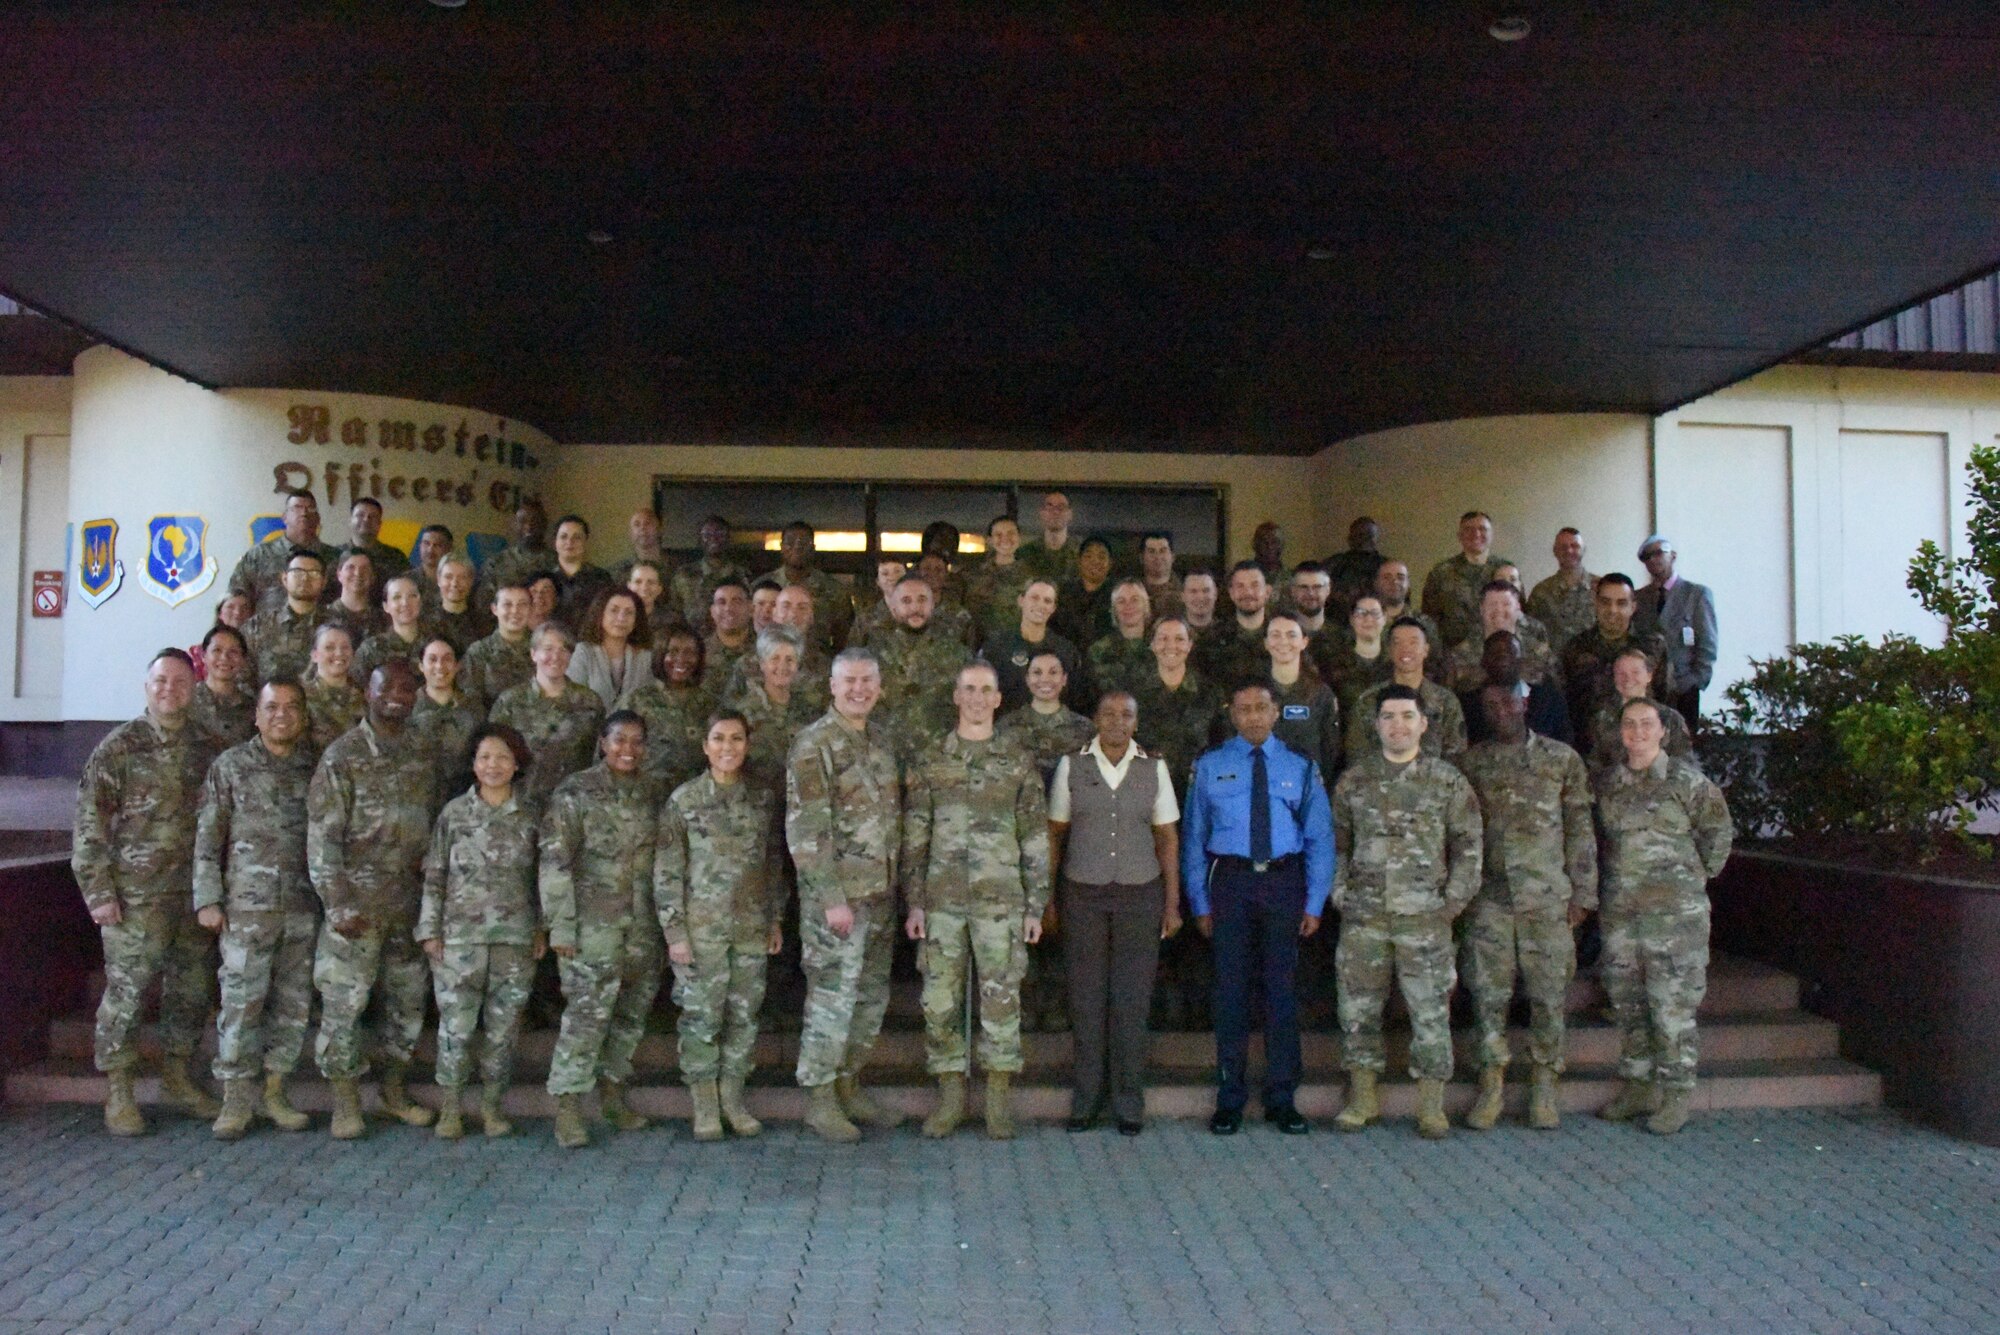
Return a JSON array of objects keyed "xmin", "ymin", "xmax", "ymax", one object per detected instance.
[{"xmin": 4, "ymin": 2, "xmax": 2000, "ymax": 454}]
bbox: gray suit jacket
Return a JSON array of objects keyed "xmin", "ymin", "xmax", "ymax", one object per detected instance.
[{"xmin": 1636, "ymin": 579, "xmax": 1717, "ymax": 692}]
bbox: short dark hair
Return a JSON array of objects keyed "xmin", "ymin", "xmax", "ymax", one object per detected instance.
[
  {"xmin": 749, "ymin": 576, "xmax": 784, "ymax": 596},
  {"xmin": 350, "ymin": 496, "xmax": 383, "ymax": 515},
  {"xmin": 553, "ymin": 514, "xmax": 589, "ymax": 536},
  {"xmin": 1229, "ymin": 676, "xmax": 1276, "ymax": 705},
  {"xmin": 1228, "ymin": 558, "xmax": 1265, "ymax": 580},
  {"xmin": 492, "ymin": 580, "xmax": 533, "ymax": 603},
  {"xmin": 1079, "ymin": 535, "xmax": 1113, "ymax": 558},
  {"xmin": 1480, "ymin": 579, "xmax": 1520, "ymax": 601},
  {"xmin": 149, "ymin": 647, "xmax": 197, "ymax": 673},
  {"xmin": 467, "ymin": 722, "xmax": 532, "ymax": 775},
  {"xmin": 701, "ymin": 513, "xmax": 730, "ymax": 530},
  {"xmin": 282, "ymin": 488, "xmax": 316, "ymax": 506},
  {"xmin": 600, "ymin": 708, "xmax": 646, "ymax": 740},
  {"xmin": 1142, "ymin": 530, "xmax": 1173, "ymax": 547},
  {"xmin": 1596, "ymin": 572, "xmax": 1636, "ymax": 594},
  {"xmin": 1460, "ymin": 510, "xmax": 1491, "ymax": 524},
  {"xmin": 782, "ymin": 519, "xmax": 814, "ymax": 538},
  {"xmin": 258, "ymin": 677, "xmax": 306, "ymax": 707},
  {"xmin": 1556, "ymin": 526, "xmax": 1581, "ymax": 539},
  {"xmin": 1386, "ymin": 615, "xmax": 1430, "ymax": 644},
  {"xmin": 656, "ymin": 625, "xmax": 707, "ymax": 681},
  {"xmin": 710, "ymin": 578, "xmax": 749, "ymax": 599},
  {"xmin": 1376, "ymin": 683, "xmax": 1423, "ymax": 711},
  {"xmin": 285, "ymin": 550, "xmax": 326, "ymax": 571},
  {"xmin": 707, "ymin": 708, "xmax": 749, "ymax": 735},
  {"xmin": 894, "ymin": 571, "xmax": 933, "ymax": 591},
  {"xmin": 419, "ymin": 522, "xmax": 455, "ymax": 545},
  {"xmin": 1181, "ymin": 563, "xmax": 1218, "ymax": 584},
  {"xmin": 201, "ymin": 624, "xmax": 246, "ymax": 654}
]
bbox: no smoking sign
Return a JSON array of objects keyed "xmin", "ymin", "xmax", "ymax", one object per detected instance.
[{"xmin": 31, "ymin": 570, "xmax": 64, "ymax": 617}]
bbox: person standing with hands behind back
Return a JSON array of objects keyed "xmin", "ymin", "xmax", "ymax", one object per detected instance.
[{"xmin": 1182, "ymin": 680, "xmax": 1335, "ymax": 1137}]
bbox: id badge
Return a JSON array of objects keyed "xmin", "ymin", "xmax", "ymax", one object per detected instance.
[{"xmin": 1681, "ymin": 625, "xmax": 1695, "ymax": 647}]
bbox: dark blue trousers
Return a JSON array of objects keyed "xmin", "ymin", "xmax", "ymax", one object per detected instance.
[{"xmin": 1209, "ymin": 856, "xmax": 1306, "ymax": 1113}]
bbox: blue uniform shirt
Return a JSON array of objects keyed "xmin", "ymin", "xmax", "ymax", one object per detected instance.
[{"xmin": 1181, "ymin": 733, "xmax": 1336, "ymax": 917}]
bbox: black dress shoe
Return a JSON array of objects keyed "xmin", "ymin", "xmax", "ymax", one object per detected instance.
[
  {"xmin": 1264, "ymin": 1104, "xmax": 1309, "ymax": 1135},
  {"xmin": 1066, "ymin": 1114, "xmax": 1100, "ymax": 1133},
  {"xmin": 1116, "ymin": 1118, "xmax": 1144, "ymax": 1137},
  {"xmin": 1209, "ymin": 1108, "xmax": 1242, "ymax": 1135}
]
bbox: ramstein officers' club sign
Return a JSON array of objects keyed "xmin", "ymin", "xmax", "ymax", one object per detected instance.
[{"xmin": 276, "ymin": 403, "xmax": 543, "ymax": 514}]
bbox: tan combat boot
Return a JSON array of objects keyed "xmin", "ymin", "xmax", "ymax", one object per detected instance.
[
  {"xmin": 103, "ymin": 1069, "xmax": 147, "ymax": 1137},
  {"xmin": 1646, "ymin": 1085, "xmax": 1692, "ymax": 1136},
  {"xmin": 984, "ymin": 1072, "xmax": 1017, "ymax": 1141},
  {"xmin": 1415, "ymin": 1077, "xmax": 1450, "ymax": 1139},
  {"xmin": 718, "ymin": 1076, "xmax": 762, "ymax": 1137},
  {"xmin": 211, "ymin": 1078, "xmax": 258, "ymax": 1141},
  {"xmin": 159, "ymin": 1057, "xmax": 222, "ymax": 1121},
  {"xmin": 329, "ymin": 1077, "xmax": 366, "ymax": 1140},
  {"xmin": 1599, "ymin": 1078, "xmax": 1658, "ymax": 1123},
  {"xmin": 836, "ymin": 1073, "xmax": 906, "ymax": 1130},
  {"xmin": 1528, "ymin": 1065, "xmax": 1561, "ymax": 1130},
  {"xmin": 379, "ymin": 1063, "xmax": 435, "ymax": 1127},
  {"xmin": 1464, "ymin": 1066, "xmax": 1505, "ymax": 1131},
  {"xmin": 434, "ymin": 1091, "xmax": 465, "ymax": 1140},
  {"xmin": 690, "ymin": 1079, "xmax": 725, "ymax": 1142},
  {"xmin": 804, "ymin": 1082, "xmax": 861, "ymax": 1143},
  {"xmin": 599, "ymin": 1079, "xmax": 651, "ymax": 1133},
  {"xmin": 1333, "ymin": 1070, "xmax": 1379, "ymax": 1132},
  {"xmin": 480, "ymin": 1085, "xmax": 514, "ymax": 1138},
  {"xmin": 262, "ymin": 1073, "xmax": 310, "ymax": 1132},
  {"xmin": 553, "ymin": 1093, "xmax": 590, "ymax": 1148},
  {"xmin": 922, "ymin": 1073, "xmax": 967, "ymax": 1139}
]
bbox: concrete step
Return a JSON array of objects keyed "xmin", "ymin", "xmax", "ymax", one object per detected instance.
[
  {"xmin": 2, "ymin": 1056, "xmax": 1883, "ymax": 1125},
  {"xmin": 46, "ymin": 1008, "xmax": 1844, "ymax": 1077}
]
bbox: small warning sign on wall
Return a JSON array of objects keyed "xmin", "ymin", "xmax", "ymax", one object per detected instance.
[{"xmin": 31, "ymin": 569, "xmax": 64, "ymax": 617}]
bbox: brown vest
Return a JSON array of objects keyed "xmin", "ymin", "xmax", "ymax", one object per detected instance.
[{"xmin": 1062, "ymin": 746, "xmax": 1164, "ymax": 886}]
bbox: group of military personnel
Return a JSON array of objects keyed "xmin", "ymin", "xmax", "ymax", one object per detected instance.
[{"xmin": 73, "ymin": 486, "xmax": 1732, "ymax": 1145}]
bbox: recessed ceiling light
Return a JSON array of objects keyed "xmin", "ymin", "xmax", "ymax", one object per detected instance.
[
  {"xmin": 586, "ymin": 229, "xmax": 614, "ymax": 246},
  {"xmin": 427, "ymin": 0, "xmax": 467, "ymax": 9},
  {"xmin": 1489, "ymin": 16, "xmax": 1531, "ymax": 42}
]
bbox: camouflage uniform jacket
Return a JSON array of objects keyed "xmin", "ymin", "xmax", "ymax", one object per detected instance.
[
  {"xmin": 1314, "ymin": 634, "xmax": 1394, "ymax": 723},
  {"xmin": 229, "ymin": 536, "xmax": 340, "ymax": 614},
  {"xmin": 1347, "ymin": 679, "xmax": 1468, "ymax": 763},
  {"xmin": 460, "ymin": 631, "xmax": 533, "ymax": 711},
  {"xmin": 996, "ymin": 704, "xmax": 1093, "ymax": 783},
  {"xmin": 244, "ymin": 602, "xmax": 325, "ymax": 686},
  {"xmin": 965, "ymin": 559, "xmax": 1034, "ymax": 637},
  {"xmin": 1592, "ymin": 753, "xmax": 1734, "ymax": 915},
  {"xmin": 322, "ymin": 600, "xmax": 389, "ymax": 649},
  {"xmin": 1441, "ymin": 618, "xmax": 1557, "ymax": 692},
  {"xmin": 738, "ymin": 680, "xmax": 822, "ymax": 794},
  {"xmin": 1586, "ymin": 698, "xmax": 1695, "ymax": 775},
  {"xmin": 700, "ymin": 631, "xmax": 756, "ymax": 696},
  {"xmin": 871, "ymin": 622, "xmax": 968, "ymax": 752},
  {"xmin": 352, "ymin": 626, "xmax": 436, "ymax": 685},
  {"xmin": 1420, "ymin": 552, "xmax": 1510, "ymax": 650},
  {"xmin": 785, "ymin": 711, "xmax": 901, "ymax": 914},
  {"xmin": 304, "ymin": 677, "xmax": 365, "ymax": 751},
  {"xmin": 307, "ymin": 719, "xmax": 436, "ymax": 932},
  {"xmin": 419, "ymin": 788, "xmax": 539, "ymax": 946},
  {"xmin": 847, "ymin": 600, "xmax": 896, "ymax": 651},
  {"xmin": 1018, "ymin": 536, "xmax": 1081, "ymax": 585},
  {"xmin": 669, "ymin": 555, "xmax": 752, "ymax": 631},
  {"xmin": 1086, "ymin": 631, "xmax": 1156, "ymax": 702},
  {"xmin": 655, "ymin": 772, "xmax": 785, "ymax": 946},
  {"xmin": 193, "ymin": 737, "xmax": 316, "ymax": 915},
  {"xmin": 901, "ymin": 732, "xmax": 1052, "ymax": 919},
  {"xmin": 73, "ymin": 716, "xmax": 219, "ymax": 913},
  {"xmin": 1562, "ymin": 625, "xmax": 1673, "ymax": 736},
  {"xmin": 622, "ymin": 681, "xmax": 718, "ymax": 795},
  {"xmin": 1458, "ymin": 733, "xmax": 1598, "ymax": 912},
  {"xmin": 775, "ymin": 566, "xmax": 854, "ymax": 653},
  {"xmin": 1131, "ymin": 669, "xmax": 1223, "ymax": 799},
  {"xmin": 1193, "ymin": 621, "xmax": 1271, "ymax": 691},
  {"xmin": 409, "ymin": 691, "xmax": 483, "ymax": 789},
  {"xmin": 1331, "ymin": 752, "xmax": 1483, "ymax": 919},
  {"xmin": 489, "ymin": 680, "xmax": 606, "ymax": 812},
  {"xmin": 474, "ymin": 542, "xmax": 557, "ymax": 606},
  {"xmin": 432, "ymin": 604, "xmax": 495, "ymax": 657},
  {"xmin": 1527, "ymin": 570, "xmax": 1599, "ymax": 657},
  {"xmin": 538, "ymin": 763, "xmax": 658, "ymax": 950},
  {"xmin": 189, "ymin": 682, "xmax": 257, "ymax": 750},
  {"xmin": 723, "ymin": 645, "xmax": 832, "ymax": 712},
  {"xmin": 336, "ymin": 538, "xmax": 410, "ymax": 586}
]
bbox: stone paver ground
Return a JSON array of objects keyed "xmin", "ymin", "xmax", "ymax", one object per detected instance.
[{"xmin": 0, "ymin": 1104, "xmax": 1995, "ymax": 1334}]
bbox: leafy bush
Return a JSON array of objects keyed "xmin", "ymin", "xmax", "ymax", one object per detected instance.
[{"xmin": 1708, "ymin": 444, "xmax": 2000, "ymax": 849}]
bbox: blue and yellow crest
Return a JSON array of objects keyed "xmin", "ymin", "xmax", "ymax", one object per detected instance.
[
  {"xmin": 250, "ymin": 515, "xmax": 286, "ymax": 546},
  {"xmin": 77, "ymin": 518, "xmax": 125, "ymax": 609},
  {"xmin": 140, "ymin": 515, "xmax": 219, "ymax": 607}
]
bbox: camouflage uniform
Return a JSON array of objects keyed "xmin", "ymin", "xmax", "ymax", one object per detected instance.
[
  {"xmin": 1420, "ymin": 553, "xmax": 1510, "ymax": 650},
  {"xmin": 1193, "ymin": 621, "xmax": 1270, "ymax": 692},
  {"xmin": 459, "ymin": 631, "xmax": 533, "ymax": 713},
  {"xmin": 1593, "ymin": 754, "xmax": 1734, "ymax": 1090},
  {"xmin": 1331, "ymin": 753, "xmax": 1483, "ymax": 1080},
  {"xmin": 723, "ymin": 647, "xmax": 832, "ymax": 713},
  {"xmin": 965, "ymin": 559, "xmax": 1034, "ymax": 638},
  {"xmin": 1562, "ymin": 625, "xmax": 1673, "ymax": 743},
  {"xmin": 229, "ymin": 536, "xmax": 340, "ymax": 615},
  {"xmin": 407, "ymin": 691, "xmax": 484, "ymax": 801},
  {"xmin": 243, "ymin": 603, "xmax": 324, "ymax": 686},
  {"xmin": 195, "ymin": 737, "xmax": 319, "ymax": 1082},
  {"xmin": 419, "ymin": 788, "xmax": 540, "ymax": 1090},
  {"xmin": 432, "ymin": 604, "xmax": 494, "ymax": 657},
  {"xmin": 1130, "ymin": 670, "xmax": 1222, "ymax": 802},
  {"xmin": 473, "ymin": 542, "xmax": 557, "ymax": 611},
  {"xmin": 1441, "ymin": 619, "xmax": 1557, "ymax": 693},
  {"xmin": 73, "ymin": 716, "xmax": 220, "ymax": 1074},
  {"xmin": 786, "ymin": 711, "xmax": 902, "ymax": 1088},
  {"xmin": 1527, "ymin": 570, "xmax": 1599, "ymax": 659},
  {"xmin": 622, "ymin": 681, "xmax": 717, "ymax": 796},
  {"xmin": 306, "ymin": 719, "xmax": 437, "ymax": 1079},
  {"xmin": 669, "ymin": 555, "xmax": 752, "ymax": 632},
  {"xmin": 1017, "ymin": 536, "xmax": 1081, "ymax": 586},
  {"xmin": 1314, "ymin": 635, "xmax": 1394, "ymax": 726},
  {"xmin": 656, "ymin": 774, "xmax": 785, "ymax": 1084},
  {"xmin": 1347, "ymin": 679, "xmax": 1469, "ymax": 764},
  {"xmin": 1271, "ymin": 675, "xmax": 1343, "ymax": 788},
  {"xmin": 1586, "ymin": 699, "xmax": 1695, "ymax": 777},
  {"xmin": 351, "ymin": 628, "xmax": 433, "ymax": 686},
  {"xmin": 847, "ymin": 600, "xmax": 896, "ymax": 652},
  {"xmin": 700, "ymin": 632, "xmax": 756, "ymax": 697},
  {"xmin": 996, "ymin": 704, "xmax": 1093, "ymax": 783},
  {"xmin": 488, "ymin": 680, "xmax": 606, "ymax": 814},
  {"xmin": 336, "ymin": 539, "xmax": 411, "ymax": 588},
  {"xmin": 321, "ymin": 600, "xmax": 389, "ymax": 652},
  {"xmin": 902, "ymin": 733, "xmax": 1051, "ymax": 1075},
  {"xmin": 738, "ymin": 681, "xmax": 822, "ymax": 795},
  {"xmin": 774, "ymin": 567, "xmax": 854, "ymax": 656},
  {"xmin": 1457, "ymin": 733, "xmax": 1597, "ymax": 1071},
  {"xmin": 304, "ymin": 677, "xmax": 364, "ymax": 751},
  {"xmin": 871, "ymin": 622, "xmax": 967, "ymax": 761},
  {"xmin": 189, "ymin": 682, "xmax": 257, "ymax": 750},
  {"xmin": 1085, "ymin": 632, "xmax": 1156, "ymax": 706},
  {"xmin": 539, "ymin": 763, "xmax": 663, "ymax": 1096}
]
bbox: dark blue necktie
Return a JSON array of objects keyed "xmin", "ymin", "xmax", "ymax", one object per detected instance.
[{"xmin": 1250, "ymin": 744, "xmax": 1272, "ymax": 864}]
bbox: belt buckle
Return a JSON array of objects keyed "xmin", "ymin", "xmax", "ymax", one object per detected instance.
[{"xmin": 1252, "ymin": 859, "xmax": 1270, "ymax": 873}]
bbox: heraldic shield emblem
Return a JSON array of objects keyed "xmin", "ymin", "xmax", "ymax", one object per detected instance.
[
  {"xmin": 78, "ymin": 518, "xmax": 125, "ymax": 608},
  {"xmin": 140, "ymin": 515, "xmax": 219, "ymax": 607}
]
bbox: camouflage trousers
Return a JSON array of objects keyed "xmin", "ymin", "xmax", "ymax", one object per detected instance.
[
  {"xmin": 431, "ymin": 942, "xmax": 536, "ymax": 1089},
  {"xmin": 312, "ymin": 921, "xmax": 430, "ymax": 1080},
  {"xmin": 1602, "ymin": 902, "xmax": 1709, "ymax": 1090},
  {"xmin": 213, "ymin": 906, "xmax": 319, "ymax": 1082},
  {"xmin": 95, "ymin": 899, "xmax": 218, "ymax": 1073},
  {"xmin": 671, "ymin": 930, "xmax": 771, "ymax": 1083},
  {"xmin": 795, "ymin": 899, "xmax": 895, "ymax": 1088},
  {"xmin": 1460, "ymin": 898, "xmax": 1577, "ymax": 1072},
  {"xmin": 1336, "ymin": 911, "xmax": 1457, "ymax": 1081},
  {"xmin": 548, "ymin": 925, "xmax": 664, "ymax": 1096},
  {"xmin": 918, "ymin": 910, "xmax": 1027, "ymax": 1076}
]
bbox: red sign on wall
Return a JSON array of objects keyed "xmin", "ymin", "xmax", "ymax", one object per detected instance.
[{"xmin": 31, "ymin": 570, "xmax": 64, "ymax": 617}]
